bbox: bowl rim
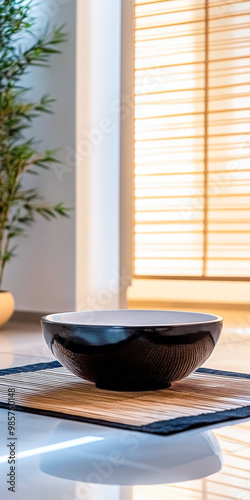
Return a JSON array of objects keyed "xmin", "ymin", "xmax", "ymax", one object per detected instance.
[{"xmin": 41, "ymin": 309, "xmax": 223, "ymax": 328}]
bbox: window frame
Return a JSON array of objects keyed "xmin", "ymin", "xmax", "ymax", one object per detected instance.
[{"xmin": 121, "ymin": 0, "xmax": 250, "ymax": 306}]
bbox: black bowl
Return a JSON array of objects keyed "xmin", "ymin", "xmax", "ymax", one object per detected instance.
[{"xmin": 41, "ymin": 310, "xmax": 223, "ymax": 391}]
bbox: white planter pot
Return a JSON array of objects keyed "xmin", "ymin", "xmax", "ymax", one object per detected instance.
[{"xmin": 0, "ymin": 291, "xmax": 15, "ymax": 328}]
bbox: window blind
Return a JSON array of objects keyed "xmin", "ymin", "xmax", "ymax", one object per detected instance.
[{"xmin": 134, "ymin": 0, "xmax": 250, "ymax": 279}]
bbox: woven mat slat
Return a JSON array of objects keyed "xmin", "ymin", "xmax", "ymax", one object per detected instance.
[{"xmin": 0, "ymin": 362, "xmax": 250, "ymax": 435}]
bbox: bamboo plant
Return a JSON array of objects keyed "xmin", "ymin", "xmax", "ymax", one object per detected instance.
[{"xmin": 0, "ymin": 0, "xmax": 69, "ymax": 289}]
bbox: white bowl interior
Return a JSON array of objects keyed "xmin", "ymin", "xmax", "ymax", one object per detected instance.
[{"xmin": 44, "ymin": 310, "xmax": 222, "ymax": 327}]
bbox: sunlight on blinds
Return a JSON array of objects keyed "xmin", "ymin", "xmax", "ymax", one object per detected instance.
[{"xmin": 134, "ymin": 0, "xmax": 250, "ymax": 279}]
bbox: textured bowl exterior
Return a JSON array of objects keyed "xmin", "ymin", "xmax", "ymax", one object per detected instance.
[{"xmin": 42, "ymin": 315, "xmax": 223, "ymax": 391}]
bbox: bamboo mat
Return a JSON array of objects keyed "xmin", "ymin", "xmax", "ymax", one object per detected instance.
[{"xmin": 0, "ymin": 361, "xmax": 250, "ymax": 435}]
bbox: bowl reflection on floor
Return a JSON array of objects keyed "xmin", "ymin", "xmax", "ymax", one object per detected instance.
[{"xmin": 39, "ymin": 422, "xmax": 222, "ymax": 486}]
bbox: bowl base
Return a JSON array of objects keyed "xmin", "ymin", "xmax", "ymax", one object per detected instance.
[{"xmin": 95, "ymin": 381, "xmax": 172, "ymax": 392}]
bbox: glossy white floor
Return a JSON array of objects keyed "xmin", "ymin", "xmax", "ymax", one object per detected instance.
[{"xmin": 0, "ymin": 312, "xmax": 250, "ymax": 500}]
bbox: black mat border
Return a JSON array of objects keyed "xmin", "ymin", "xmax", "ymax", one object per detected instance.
[
  {"xmin": 0, "ymin": 360, "xmax": 61, "ymax": 377},
  {"xmin": 0, "ymin": 361, "xmax": 250, "ymax": 436},
  {"xmin": 1, "ymin": 360, "xmax": 250, "ymax": 380}
]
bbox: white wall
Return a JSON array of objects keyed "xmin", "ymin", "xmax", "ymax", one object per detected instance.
[
  {"xmin": 75, "ymin": 0, "xmax": 121, "ymax": 312},
  {"xmin": 3, "ymin": 0, "xmax": 76, "ymax": 312},
  {"xmin": 3, "ymin": 0, "xmax": 122, "ymax": 313}
]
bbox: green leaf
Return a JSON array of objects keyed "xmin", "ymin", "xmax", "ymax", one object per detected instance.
[{"xmin": 2, "ymin": 246, "xmax": 18, "ymax": 263}]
